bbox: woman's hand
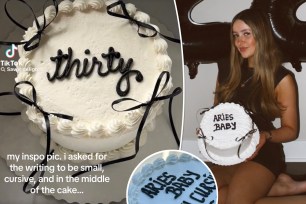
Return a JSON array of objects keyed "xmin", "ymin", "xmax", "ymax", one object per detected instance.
[{"xmin": 246, "ymin": 132, "xmax": 267, "ymax": 161}]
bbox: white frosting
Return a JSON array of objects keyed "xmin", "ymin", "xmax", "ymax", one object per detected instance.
[
  {"xmin": 134, "ymin": 11, "xmax": 150, "ymax": 23},
  {"xmin": 200, "ymin": 102, "xmax": 254, "ymax": 149},
  {"xmin": 16, "ymin": 0, "xmax": 172, "ymax": 161},
  {"xmin": 153, "ymin": 39, "xmax": 168, "ymax": 53},
  {"xmin": 87, "ymin": 0, "xmax": 105, "ymax": 9},
  {"xmin": 88, "ymin": 122, "xmax": 105, "ymax": 137},
  {"xmin": 58, "ymin": 0, "xmax": 73, "ymax": 13},
  {"xmin": 73, "ymin": 0, "xmax": 88, "ymax": 11},
  {"xmin": 198, "ymin": 103, "xmax": 260, "ymax": 165}
]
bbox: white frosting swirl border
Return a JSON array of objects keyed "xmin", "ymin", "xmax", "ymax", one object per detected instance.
[{"xmin": 16, "ymin": 0, "xmax": 173, "ymax": 142}]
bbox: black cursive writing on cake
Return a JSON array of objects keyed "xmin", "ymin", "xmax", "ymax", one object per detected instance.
[{"xmin": 47, "ymin": 47, "xmax": 144, "ymax": 96}]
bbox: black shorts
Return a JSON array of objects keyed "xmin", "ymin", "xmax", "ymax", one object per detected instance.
[{"xmin": 253, "ymin": 141, "xmax": 286, "ymax": 176}]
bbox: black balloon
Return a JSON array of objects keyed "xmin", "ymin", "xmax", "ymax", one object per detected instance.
[
  {"xmin": 176, "ymin": 0, "xmax": 306, "ymax": 78},
  {"xmin": 252, "ymin": 0, "xmax": 306, "ymax": 72}
]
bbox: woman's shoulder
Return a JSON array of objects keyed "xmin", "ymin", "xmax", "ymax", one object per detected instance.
[{"xmin": 275, "ymin": 66, "xmax": 295, "ymax": 86}]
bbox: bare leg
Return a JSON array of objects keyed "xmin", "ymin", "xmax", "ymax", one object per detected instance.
[
  {"xmin": 256, "ymin": 195, "xmax": 306, "ymax": 204},
  {"xmin": 210, "ymin": 163, "xmax": 306, "ymax": 203},
  {"xmin": 209, "ymin": 164, "xmax": 238, "ymax": 204},
  {"xmin": 268, "ymin": 173, "xmax": 306, "ymax": 196},
  {"xmin": 225, "ymin": 161, "xmax": 275, "ymax": 204},
  {"xmin": 218, "ymin": 185, "xmax": 228, "ymax": 204}
]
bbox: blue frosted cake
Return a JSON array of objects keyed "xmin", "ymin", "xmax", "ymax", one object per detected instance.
[{"xmin": 127, "ymin": 151, "xmax": 217, "ymax": 204}]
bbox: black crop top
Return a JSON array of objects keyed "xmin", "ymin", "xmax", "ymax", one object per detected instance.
[{"xmin": 217, "ymin": 63, "xmax": 294, "ymax": 131}]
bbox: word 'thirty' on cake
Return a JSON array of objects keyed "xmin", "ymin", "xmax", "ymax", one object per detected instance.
[{"xmin": 15, "ymin": 0, "xmax": 175, "ymax": 165}]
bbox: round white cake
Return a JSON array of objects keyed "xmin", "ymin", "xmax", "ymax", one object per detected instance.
[
  {"xmin": 198, "ymin": 102, "xmax": 259, "ymax": 165},
  {"xmin": 15, "ymin": 0, "xmax": 173, "ymax": 163}
]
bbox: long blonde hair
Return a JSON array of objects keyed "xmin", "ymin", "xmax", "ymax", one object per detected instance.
[{"xmin": 216, "ymin": 9, "xmax": 282, "ymax": 119}]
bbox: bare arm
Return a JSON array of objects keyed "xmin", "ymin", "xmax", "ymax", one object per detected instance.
[
  {"xmin": 263, "ymin": 74, "xmax": 299, "ymax": 143},
  {"xmin": 249, "ymin": 74, "xmax": 299, "ymax": 160}
]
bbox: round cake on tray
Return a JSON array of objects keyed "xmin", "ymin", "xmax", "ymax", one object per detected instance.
[
  {"xmin": 197, "ymin": 102, "xmax": 260, "ymax": 165},
  {"xmin": 15, "ymin": 0, "xmax": 173, "ymax": 164}
]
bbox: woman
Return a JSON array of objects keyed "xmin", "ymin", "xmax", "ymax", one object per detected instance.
[{"xmin": 212, "ymin": 9, "xmax": 306, "ymax": 204}]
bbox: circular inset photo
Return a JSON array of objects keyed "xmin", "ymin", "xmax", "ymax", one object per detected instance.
[{"xmin": 127, "ymin": 150, "xmax": 218, "ymax": 204}]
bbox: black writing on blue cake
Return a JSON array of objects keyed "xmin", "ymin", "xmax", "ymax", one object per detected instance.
[
  {"xmin": 141, "ymin": 170, "xmax": 200, "ymax": 199},
  {"xmin": 188, "ymin": 174, "xmax": 216, "ymax": 203},
  {"xmin": 141, "ymin": 172, "xmax": 177, "ymax": 197},
  {"xmin": 165, "ymin": 170, "xmax": 201, "ymax": 199},
  {"xmin": 140, "ymin": 170, "xmax": 216, "ymax": 203}
]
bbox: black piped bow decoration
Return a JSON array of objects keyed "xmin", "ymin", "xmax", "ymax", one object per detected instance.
[
  {"xmin": 73, "ymin": 71, "xmax": 182, "ymax": 177},
  {"xmin": 106, "ymin": 0, "xmax": 181, "ymax": 44},
  {"xmin": 0, "ymin": 0, "xmax": 59, "ymax": 51},
  {"xmin": 0, "ymin": 81, "xmax": 73, "ymax": 193}
]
